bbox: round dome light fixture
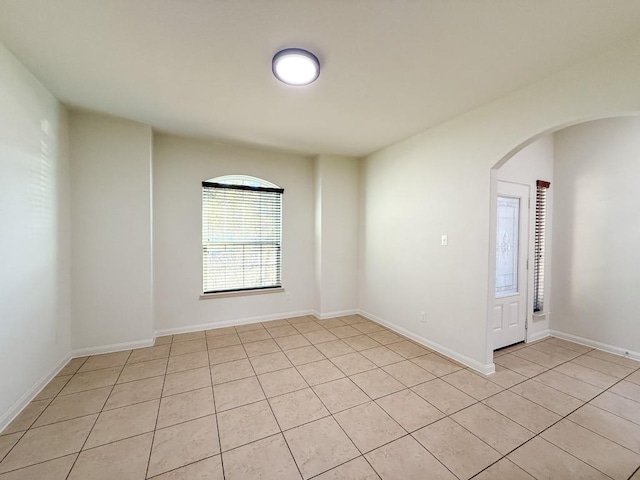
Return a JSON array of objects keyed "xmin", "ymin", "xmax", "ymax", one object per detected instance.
[{"xmin": 272, "ymin": 48, "xmax": 320, "ymax": 86}]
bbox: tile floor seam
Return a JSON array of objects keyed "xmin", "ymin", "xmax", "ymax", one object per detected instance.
[
  {"xmin": 265, "ymin": 401, "xmax": 332, "ymax": 434},
  {"xmin": 531, "ymin": 434, "xmax": 618, "ymax": 480},
  {"xmin": 160, "ymin": 381, "xmax": 213, "ymax": 400},
  {"xmin": 205, "ymin": 334, "xmax": 225, "ymax": 480},
  {"xmin": 0, "ymin": 453, "xmax": 75, "ymax": 477},
  {"xmin": 355, "ymin": 412, "xmax": 408, "ymax": 453},
  {"xmin": 529, "ymin": 340, "xmax": 582, "ymax": 355},
  {"xmin": 406, "ymin": 430, "xmax": 465, "ymax": 480},
  {"xmin": 526, "ymin": 346, "xmax": 635, "ymax": 398},
  {"xmin": 373, "ymin": 393, "xmax": 446, "ymax": 434},
  {"xmin": 483, "ymin": 342, "xmax": 602, "ymax": 406},
  {"xmin": 7, "ymin": 411, "xmax": 99, "ymax": 433},
  {"xmin": 505, "ymin": 380, "xmax": 584, "ymax": 416},
  {"xmin": 304, "ymin": 455, "xmax": 377, "ymax": 480},
  {"xmin": 409, "ymin": 377, "xmax": 482, "ymax": 413},
  {"xmin": 142, "ymin": 350, "xmax": 165, "ymax": 480},
  {"xmin": 446, "ymin": 411, "xmax": 528, "ymax": 457},
  {"xmin": 0, "ymin": 361, "xmax": 82, "ymax": 446},
  {"xmin": 34, "ymin": 360, "xmax": 84, "ymax": 403},
  {"xmin": 581, "ymin": 380, "xmax": 640, "ymax": 429},
  {"xmin": 63, "ymin": 361, "xmax": 132, "ymax": 375},
  {"xmin": 563, "ymin": 416, "xmax": 640, "ymax": 457},
  {"xmin": 421, "ymin": 413, "xmax": 507, "ymax": 475},
  {"xmin": 562, "ymin": 403, "xmax": 640, "ymax": 453},
  {"xmin": 0, "ymin": 431, "xmax": 27, "ymax": 464},
  {"xmin": 237, "ymin": 332, "xmax": 305, "ymax": 480},
  {"xmin": 461, "ymin": 340, "xmax": 640, "ymax": 479},
  {"xmin": 0, "ymin": 397, "xmax": 53, "ymax": 437},
  {"xmin": 285, "ymin": 343, "xmax": 373, "ymax": 477},
  {"xmin": 64, "ymin": 349, "xmax": 133, "ymax": 480},
  {"xmin": 525, "ymin": 343, "xmax": 638, "ymax": 380},
  {"xmin": 53, "ymin": 372, "xmax": 127, "ymax": 398},
  {"xmin": 528, "ymin": 373, "xmax": 599, "ymax": 402},
  {"xmin": 575, "ymin": 355, "xmax": 640, "ymax": 376},
  {"xmin": 472, "ymin": 349, "xmax": 640, "ymax": 479},
  {"xmin": 509, "ymin": 349, "xmax": 566, "ymax": 370},
  {"xmin": 585, "ymin": 351, "xmax": 640, "ymax": 369}
]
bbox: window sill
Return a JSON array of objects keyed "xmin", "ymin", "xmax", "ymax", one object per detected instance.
[
  {"xmin": 200, "ymin": 287, "xmax": 284, "ymax": 300},
  {"xmin": 532, "ymin": 312, "xmax": 550, "ymax": 320}
]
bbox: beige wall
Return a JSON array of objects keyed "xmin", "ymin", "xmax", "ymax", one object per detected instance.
[
  {"xmin": 360, "ymin": 37, "xmax": 640, "ymax": 372},
  {"xmin": 552, "ymin": 117, "xmax": 640, "ymax": 357},
  {"xmin": 153, "ymin": 134, "xmax": 315, "ymax": 332},
  {"xmin": 314, "ymin": 155, "xmax": 360, "ymax": 317},
  {"xmin": 0, "ymin": 44, "xmax": 71, "ymax": 429},
  {"xmin": 70, "ymin": 111, "xmax": 153, "ymax": 351}
]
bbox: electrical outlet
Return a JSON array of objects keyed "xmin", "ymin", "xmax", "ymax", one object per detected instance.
[
  {"xmin": 420, "ymin": 311, "xmax": 426, "ymax": 323},
  {"xmin": 441, "ymin": 235, "xmax": 448, "ymax": 246},
  {"xmin": 285, "ymin": 292, "xmax": 291, "ymax": 300}
]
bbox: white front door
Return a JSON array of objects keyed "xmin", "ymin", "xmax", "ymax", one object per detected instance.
[{"xmin": 493, "ymin": 181, "xmax": 530, "ymax": 350}]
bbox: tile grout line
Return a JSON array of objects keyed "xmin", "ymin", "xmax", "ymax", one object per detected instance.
[
  {"xmin": 236, "ymin": 321, "xmax": 307, "ymax": 480},
  {"xmin": 143, "ymin": 338, "xmax": 170, "ymax": 479},
  {"xmin": 270, "ymin": 317, "xmax": 385, "ymax": 478},
  {"xmin": 468, "ymin": 344, "xmax": 640, "ymax": 479},
  {"xmin": 279, "ymin": 323, "xmax": 455, "ymax": 480},
  {"xmin": 205, "ymin": 331, "xmax": 226, "ymax": 480},
  {"xmin": 416, "ymin": 340, "xmax": 612, "ymax": 479},
  {"xmin": 0, "ymin": 356, "xmax": 88, "ymax": 474},
  {"xmin": 286, "ymin": 332, "xmax": 376, "ymax": 479},
  {"xmin": 0, "ymin": 378, "xmax": 70, "ymax": 465},
  {"xmin": 64, "ymin": 349, "xmax": 134, "ymax": 480}
]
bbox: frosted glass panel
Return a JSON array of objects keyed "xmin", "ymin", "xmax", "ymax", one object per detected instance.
[{"xmin": 496, "ymin": 196, "xmax": 519, "ymax": 297}]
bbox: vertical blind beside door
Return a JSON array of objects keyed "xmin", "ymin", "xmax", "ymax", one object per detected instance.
[{"xmin": 533, "ymin": 180, "xmax": 550, "ymax": 312}]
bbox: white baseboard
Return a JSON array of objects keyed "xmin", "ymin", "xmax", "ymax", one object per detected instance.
[
  {"xmin": 549, "ymin": 330, "xmax": 640, "ymax": 362},
  {"xmin": 0, "ymin": 353, "xmax": 71, "ymax": 434},
  {"xmin": 312, "ymin": 309, "xmax": 359, "ymax": 320},
  {"xmin": 527, "ymin": 329, "xmax": 550, "ymax": 343},
  {"xmin": 155, "ymin": 309, "xmax": 315, "ymax": 337},
  {"xmin": 72, "ymin": 338, "xmax": 155, "ymax": 357},
  {"xmin": 358, "ymin": 310, "xmax": 495, "ymax": 375}
]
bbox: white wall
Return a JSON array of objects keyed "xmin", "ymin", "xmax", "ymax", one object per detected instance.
[
  {"xmin": 70, "ymin": 111, "xmax": 153, "ymax": 351},
  {"xmin": 153, "ymin": 134, "xmax": 315, "ymax": 332},
  {"xmin": 497, "ymin": 135, "xmax": 554, "ymax": 341},
  {"xmin": 314, "ymin": 155, "xmax": 360, "ymax": 317},
  {"xmin": 360, "ymin": 36, "xmax": 640, "ymax": 372},
  {"xmin": 552, "ymin": 117, "xmax": 640, "ymax": 355},
  {"xmin": 0, "ymin": 44, "xmax": 71, "ymax": 428}
]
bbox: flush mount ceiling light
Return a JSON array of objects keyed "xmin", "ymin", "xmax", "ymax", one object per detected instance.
[{"xmin": 272, "ymin": 48, "xmax": 320, "ymax": 86}]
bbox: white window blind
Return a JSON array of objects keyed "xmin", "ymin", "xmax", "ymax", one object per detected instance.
[
  {"xmin": 534, "ymin": 180, "xmax": 550, "ymax": 312},
  {"xmin": 202, "ymin": 180, "xmax": 283, "ymax": 294}
]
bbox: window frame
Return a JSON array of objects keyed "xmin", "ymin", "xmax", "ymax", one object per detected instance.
[{"xmin": 201, "ymin": 176, "xmax": 284, "ymax": 296}]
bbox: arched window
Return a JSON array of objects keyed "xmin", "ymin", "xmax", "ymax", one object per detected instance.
[{"xmin": 202, "ymin": 175, "xmax": 283, "ymax": 294}]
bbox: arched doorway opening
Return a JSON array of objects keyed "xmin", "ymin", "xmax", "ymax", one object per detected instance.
[{"xmin": 486, "ymin": 114, "xmax": 640, "ymax": 366}]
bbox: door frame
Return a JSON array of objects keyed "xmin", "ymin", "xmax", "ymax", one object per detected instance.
[
  {"xmin": 486, "ymin": 171, "xmax": 536, "ymax": 357},
  {"xmin": 493, "ymin": 180, "xmax": 531, "ymax": 349}
]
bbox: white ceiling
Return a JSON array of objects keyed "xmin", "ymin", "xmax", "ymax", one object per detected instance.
[{"xmin": 1, "ymin": 1, "xmax": 640, "ymax": 157}]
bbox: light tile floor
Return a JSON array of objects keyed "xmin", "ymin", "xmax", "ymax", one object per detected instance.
[{"xmin": 1, "ymin": 315, "xmax": 640, "ymax": 479}]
